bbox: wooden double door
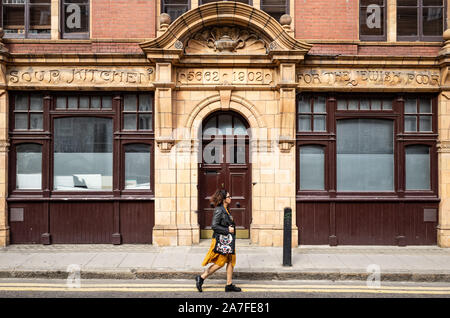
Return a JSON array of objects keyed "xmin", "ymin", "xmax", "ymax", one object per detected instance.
[{"xmin": 198, "ymin": 112, "xmax": 251, "ymax": 239}]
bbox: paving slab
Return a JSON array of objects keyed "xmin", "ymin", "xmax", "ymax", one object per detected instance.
[
  {"xmin": 0, "ymin": 253, "xmax": 34, "ymax": 269},
  {"xmin": 117, "ymin": 253, "xmax": 157, "ymax": 269},
  {"xmin": 15, "ymin": 253, "xmax": 97, "ymax": 271},
  {"xmin": 365, "ymin": 254, "xmax": 408, "ymax": 270},
  {"xmin": 304, "ymin": 254, "xmax": 347, "ymax": 269},
  {"xmin": 84, "ymin": 253, "xmax": 128, "ymax": 269}
]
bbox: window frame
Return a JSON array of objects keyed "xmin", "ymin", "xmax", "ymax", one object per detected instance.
[
  {"xmin": 122, "ymin": 93, "xmax": 154, "ymax": 132},
  {"xmin": 359, "ymin": 0, "xmax": 388, "ymax": 41},
  {"xmin": 397, "ymin": 0, "xmax": 446, "ymax": 42},
  {"xmin": 8, "ymin": 92, "xmax": 155, "ymax": 198},
  {"xmin": 402, "ymin": 96, "xmax": 436, "ymax": 133},
  {"xmin": 199, "ymin": 0, "xmax": 253, "ymax": 5},
  {"xmin": 403, "ymin": 142, "xmax": 436, "ymax": 194},
  {"xmin": 296, "ymin": 94, "xmax": 328, "ymax": 133},
  {"xmin": 335, "ymin": 117, "xmax": 396, "ymax": 193},
  {"xmin": 295, "ymin": 93, "xmax": 438, "ymax": 199},
  {"xmin": 1, "ymin": 0, "xmax": 51, "ymax": 39},
  {"xmin": 161, "ymin": 0, "xmax": 190, "ymax": 22},
  {"xmin": 121, "ymin": 141, "xmax": 154, "ymax": 195},
  {"xmin": 260, "ymin": 0, "xmax": 289, "ymax": 20},
  {"xmin": 60, "ymin": 0, "xmax": 90, "ymax": 39},
  {"xmin": 296, "ymin": 142, "xmax": 328, "ymax": 194},
  {"xmin": 10, "ymin": 141, "xmax": 45, "ymax": 193},
  {"xmin": 11, "ymin": 92, "xmax": 45, "ymax": 131}
]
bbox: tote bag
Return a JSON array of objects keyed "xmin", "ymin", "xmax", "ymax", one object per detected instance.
[{"xmin": 214, "ymin": 232, "xmax": 235, "ymax": 255}]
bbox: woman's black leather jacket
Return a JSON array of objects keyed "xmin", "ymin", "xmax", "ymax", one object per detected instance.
[{"xmin": 211, "ymin": 204, "xmax": 235, "ymax": 238}]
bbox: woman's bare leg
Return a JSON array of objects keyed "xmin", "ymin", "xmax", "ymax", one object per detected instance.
[
  {"xmin": 201, "ymin": 264, "xmax": 222, "ymax": 280},
  {"xmin": 226, "ymin": 262, "xmax": 233, "ymax": 285}
]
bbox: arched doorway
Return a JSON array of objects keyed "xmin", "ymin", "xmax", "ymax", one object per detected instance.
[{"xmin": 198, "ymin": 111, "xmax": 251, "ymax": 239}]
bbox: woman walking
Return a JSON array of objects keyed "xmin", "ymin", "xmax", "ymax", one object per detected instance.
[{"xmin": 195, "ymin": 189, "xmax": 241, "ymax": 292}]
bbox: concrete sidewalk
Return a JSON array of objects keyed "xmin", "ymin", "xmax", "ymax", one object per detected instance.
[{"xmin": 1, "ymin": 240, "xmax": 450, "ymax": 282}]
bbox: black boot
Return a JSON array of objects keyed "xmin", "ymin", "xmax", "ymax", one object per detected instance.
[
  {"xmin": 195, "ymin": 275, "xmax": 204, "ymax": 292},
  {"xmin": 225, "ymin": 284, "xmax": 241, "ymax": 292}
]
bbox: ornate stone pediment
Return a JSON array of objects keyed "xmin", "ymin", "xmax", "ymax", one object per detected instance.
[
  {"xmin": 140, "ymin": 2, "xmax": 312, "ymax": 64},
  {"xmin": 184, "ymin": 26, "xmax": 268, "ymax": 55}
]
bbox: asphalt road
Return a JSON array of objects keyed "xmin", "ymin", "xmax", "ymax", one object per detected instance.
[{"xmin": 0, "ymin": 278, "xmax": 449, "ymax": 298}]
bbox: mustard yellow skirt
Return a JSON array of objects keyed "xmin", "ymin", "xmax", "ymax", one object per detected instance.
[{"xmin": 202, "ymin": 238, "xmax": 236, "ymax": 268}]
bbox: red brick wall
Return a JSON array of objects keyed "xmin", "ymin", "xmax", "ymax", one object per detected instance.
[
  {"xmin": 294, "ymin": 0, "xmax": 358, "ymax": 40},
  {"xmin": 357, "ymin": 45, "xmax": 440, "ymax": 56},
  {"xmin": 308, "ymin": 44, "xmax": 440, "ymax": 57},
  {"xmin": 6, "ymin": 42, "xmax": 143, "ymax": 54},
  {"xmin": 92, "ymin": 0, "xmax": 156, "ymax": 39}
]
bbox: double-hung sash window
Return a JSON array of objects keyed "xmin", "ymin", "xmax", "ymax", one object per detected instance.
[
  {"xmin": 260, "ymin": 0, "xmax": 288, "ymax": 21},
  {"xmin": 397, "ymin": 0, "xmax": 444, "ymax": 41},
  {"xmin": 1, "ymin": 0, "xmax": 51, "ymax": 38},
  {"xmin": 161, "ymin": 0, "xmax": 189, "ymax": 22},
  {"xmin": 61, "ymin": 0, "xmax": 89, "ymax": 39},
  {"xmin": 360, "ymin": 0, "xmax": 387, "ymax": 41}
]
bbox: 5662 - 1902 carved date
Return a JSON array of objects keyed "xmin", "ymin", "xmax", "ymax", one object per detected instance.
[{"xmin": 177, "ymin": 69, "xmax": 272, "ymax": 85}]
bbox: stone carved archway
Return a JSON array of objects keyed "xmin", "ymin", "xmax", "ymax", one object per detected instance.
[
  {"xmin": 186, "ymin": 93, "xmax": 267, "ymax": 141},
  {"xmin": 147, "ymin": 2, "xmax": 305, "ymax": 247},
  {"xmin": 186, "ymin": 93, "xmax": 267, "ymax": 242}
]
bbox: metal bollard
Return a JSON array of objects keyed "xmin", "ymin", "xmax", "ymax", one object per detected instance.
[{"xmin": 283, "ymin": 207, "xmax": 292, "ymax": 267}]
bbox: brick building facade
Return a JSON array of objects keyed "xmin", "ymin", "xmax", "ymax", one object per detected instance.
[{"xmin": 0, "ymin": 0, "xmax": 449, "ymax": 247}]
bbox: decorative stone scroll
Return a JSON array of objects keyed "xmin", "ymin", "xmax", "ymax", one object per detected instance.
[
  {"xmin": 7, "ymin": 67, "xmax": 155, "ymax": 88},
  {"xmin": 297, "ymin": 68, "xmax": 440, "ymax": 89},
  {"xmin": 184, "ymin": 26, "xmax": 268, "ymax": 55}
]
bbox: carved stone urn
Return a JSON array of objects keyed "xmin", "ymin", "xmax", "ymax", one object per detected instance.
[{"xmin": 214, "ymin": 35, "xmax": 244, "ymax": 53}]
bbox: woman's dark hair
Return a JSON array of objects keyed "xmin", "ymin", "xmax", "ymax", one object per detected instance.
[{"xmin": 210, "ymin": 189, "xmax": 228, "ymax": 207}]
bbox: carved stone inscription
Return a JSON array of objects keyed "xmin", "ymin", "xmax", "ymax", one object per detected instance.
[
  {"xmin": 297, "ymin": 69, "xmax": 440, "ymax": 88},
  {"xmin": 177, "ymin": 68, "xmax": 273, "ymax": 86},
  {"xmin": 7, "ymin": 67, "xmax": 155, "ymax": 87}
]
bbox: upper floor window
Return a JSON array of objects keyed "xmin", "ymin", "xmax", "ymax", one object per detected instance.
[
  {"xmin": 404, "ymin": 97, "xmax": 433, "ymax": 132},
  {"xmin": 397, "ymin": 0, "xmax": 445, "ymax": 41},
  {"xmin": 162, "ymin": 0, "xmax": 190, "ymax": 22},
  {"xmin": 261, "ymin": 0, "xmax": 288, "ymax": 21},
  {"xmin": 1, "ymin": 0, "xmax": 51, "ymax": 39},
  {"xmin": 297, "ymin": 95, "xmax": 327, "ymax": 132},
  {"xmin": 360, "ymin": 0, "xmax": 387, "ymax": 41},
  {"xmin": 123, "ymin": 94, "xmax": 153, "ymax": 131},
  {"xmin": 61, "ymin": 0, "xmax": 89, "ymax": 39},
  {"xmin": 337, "ymin": 96, "xmax": 392, "ymax": 111},
  {"xmin": 200, "ymin": 0, "xmax": 251, "ymax": 5},
  {"xmin": 13, "ymin": 93, "xmax": 44, "ymax": 131}
]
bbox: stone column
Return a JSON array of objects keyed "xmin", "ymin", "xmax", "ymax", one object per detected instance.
[
  {"xmin": 277, "ymin": 63, "xmax": 298, "ymax": 247},
  {"xmin": 0, "ymin": 34, "xmax": 8, "ymax": 247},
  {"xmin": 438, "ymin": 30, "xmax": 450, "ymax": 248},
  {"xmin": 175, "ymin": 136, "xmax": 198, "ymax": 246},
  {"xmin": 0, "ymin": 90, "xmax": 9, "ymax": 248},
  {"xmin": 51, "ymin": 0, "xmax": 60, "ymax": 40},
  {"xmin": 438, "ymin": 93, "xmax": 450, "ymax": 248},
  {"xmin": 387, "ymin": 0, "xmax": 397, "ymax": 42},
  {"xmin": 250, "ymin": 63, "xmax": 297, "ymax": 247},
  {"xmin": 153, "ymin": 62, "xmax": 178, "ymax": 246}
]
